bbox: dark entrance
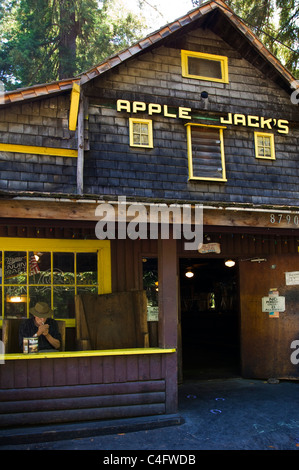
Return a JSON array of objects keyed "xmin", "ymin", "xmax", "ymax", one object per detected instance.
[{"xmin": 179, "ymin": 258, "xmax": 240, "ymax": 380}]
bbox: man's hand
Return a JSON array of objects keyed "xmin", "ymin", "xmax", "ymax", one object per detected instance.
[{"xmin": 37, "ymin": 324, "xmax": 49, "ymax": 337}]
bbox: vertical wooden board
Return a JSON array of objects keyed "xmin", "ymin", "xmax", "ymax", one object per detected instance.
[
  {"xmin": 65, "ymin": 357, "xmax": 79, "ymax": 385},
  {"xmin": 164, "ymin": 353, "xmax": 178, "ymax": 414},
  {"xmin": 126, "ymin": 355, "xmax": 139, "ymax": 381},
  {"xmin": 0, "ymin": 362, "xmax": 15, "ymax": 389},
  {"xmin": 14, "ymin": 360, "xmax": 28, "ymax": 388},
  {"xmin": 40, "ymin": 358, "xmax": 54, "ymax": 387},
  {"xmin": 78, "ymin": 357, "xmax": 92, "ymax": 384},
  {"xmin": 138, "ymin": 355, "xmax": 150, "ymax": 380},
  {"xmin": 149, "ymin": 354, "xmax": 163, "ymax": 380},
  {"xmin": 27, "ymin": 359, "xmax": 41, "ymax": 388},
  {"xmin": 102, "ymin": 356, "xmax": 115, "ymax": 383},
  {"xmin": 90, "ymin": 356, "xmax": 103, "ymax": 384},
  {"xmin": 53, "ymin": 358, "xmax": 67, "ymax": 386},
  {"xmin": 114, "ymin": 356, "xmax": 127, "ymax": 383}
]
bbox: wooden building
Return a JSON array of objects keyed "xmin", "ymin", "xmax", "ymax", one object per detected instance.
[{"xmin": 0, "ymin": 0, "xmax": 299, "ymax": 429}]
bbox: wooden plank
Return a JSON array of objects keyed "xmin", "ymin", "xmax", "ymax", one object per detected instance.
[
  {"xmin": 27, "ymin": 359, "xmax": 41, "ymax": 388},
  {"xmin": 0, "ymin": 392, "xmax": 166, "ymax": 414},
  {"xmin": 40, "ymin": 358, "xmax": 54, "ymax": 387},
  {"xmin": 102, "ymin": 356, "xmax": 115, "ymax": 383},
  {"xmin": 14, "ymin": 360, "xmax": 28, "ymax": 388},
  {"xmin": 0, "ymin": 143, "xmax": 78, "ymax": 158},
  {"xmin": 0, "ymin": 379, "xmax": 166, "ymax": 401},
  {"xmin": 76, "ymin": 94, "xmax": 84, "ymax": 194},
  {"xmin": 1, "ymin": 199, "xmax": 299, "ymax": 231},
  {"xmin": 0, "ymin": 403, "xmax": 165, "ymax": 427},
  {"xmin": 90, "ymin": 356, "xmax": 103, "ymax": 384}
]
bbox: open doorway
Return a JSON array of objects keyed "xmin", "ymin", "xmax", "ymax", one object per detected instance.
[{"xmin": 179, "ymin": 258, "xmax": 240, "ymax": 380}]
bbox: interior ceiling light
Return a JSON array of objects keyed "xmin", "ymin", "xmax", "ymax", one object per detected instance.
[
  {"xmin": 225, "ymin": 259, "xmax": 235, "ymax": 268},
  {"xmin": 185, "ymin": 268, "xmax": 194, "ymax": 278}
]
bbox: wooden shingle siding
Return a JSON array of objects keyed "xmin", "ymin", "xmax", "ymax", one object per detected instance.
[
  {"xmin": 0, "ymin": 96, "xmax": 77, "ymax": 194},
  {"xmin": 83, "ymin": 26, "xmax": 299, "ymax": 205}
]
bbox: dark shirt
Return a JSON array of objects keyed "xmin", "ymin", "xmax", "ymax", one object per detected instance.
[{"xmin": 19, "ymin": 317, "xmax": 61, "ymax": 351}]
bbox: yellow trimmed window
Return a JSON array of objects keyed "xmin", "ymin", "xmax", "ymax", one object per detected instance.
[
  {"xmin": 129, "ymin": 118, "xmax": 153, "ymax": 148},
  {"xmin": 181, "ymin": 50, "xmax": 229, "ymax": 83},
  {"xmin": 0, "ymin": 238, "xmax": 111, "ymax": 327},
  {"xmin": 186, "ymin": 123, "xmax": 227, "ymax": 182},
  {"xmin": 254, "ymin": 132, "xmax": 275, "ymax": 160}
]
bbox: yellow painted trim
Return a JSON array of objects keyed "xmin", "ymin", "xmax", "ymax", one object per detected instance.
[
  {"xmin": 181, "ymin": 50, "xmax": 229, "ymax": 84},
  {"xmin": 0, "ymin": 143, "xmax": 78, "ymax": 158},
  {"xmin": 186, "ymin": 123, "xmax": 227, "ymax": 182},
  {"xmin": 0, "ymin": 348, "xmax": 176, "ymax": 361},
  {"xmin": 254, "ymin": 131, "xmax": 275, "ymax": 160},
  {"xmin": 69, "ymin": 82, "xmax": 81, "ymax": 131},
  {"xmin": 0, "ymin": 238, "xmax": 111, "ymax": 324},
  {"xmin": 129, "ymin": 118, "xmax": 153, "ymax": 148}
]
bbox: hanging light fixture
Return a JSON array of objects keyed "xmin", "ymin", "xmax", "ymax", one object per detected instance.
[
  {"xmin": 185, "ymin": 267, "xmax": 194, "ymax": 278},
  {"xmin": 225, "ymin": 259, "xmax": 235, "ymax": 268}
]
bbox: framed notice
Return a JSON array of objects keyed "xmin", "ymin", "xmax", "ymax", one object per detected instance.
[{"xmin": 286, "ymin": 271, "xmax": 299, "ymax": 286}]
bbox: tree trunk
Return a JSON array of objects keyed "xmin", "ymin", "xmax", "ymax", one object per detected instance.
[{"xmin": 59, "ymin": 0, "xmax": 78, "ymax": 79}]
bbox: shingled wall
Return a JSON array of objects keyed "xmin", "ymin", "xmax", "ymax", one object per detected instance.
[
  {"xmin": 84, "ymin": 27, "xmax": 299, "ymax": 206},
  {"xmin": 0, "ymin": 95, "xmax": 77, "ymax": 194}
]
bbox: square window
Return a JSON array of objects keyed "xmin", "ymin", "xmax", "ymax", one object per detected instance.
[
  {"xmin": 181, "ymin": 50, "xmax": 229, "ymax": 83},
  {"xmin": 129, "ymin": 118, "xmax": 153, "ymax": 148},
  {"xmin": 186, "ymin": 124, "xmax": 227, "ymax": 181},
  {"xmin": 254, "ymin": 132, "xmax": 275, "ymax": 160}
]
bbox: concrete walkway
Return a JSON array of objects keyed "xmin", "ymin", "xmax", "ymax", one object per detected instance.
[{"xmin": 1, "ymin": 378, "xmax": 299, "ymax": 450}]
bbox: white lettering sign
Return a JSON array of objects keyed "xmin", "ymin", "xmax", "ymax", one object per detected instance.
[
  {"xmin": 285, "ymin": 271, "xmax": 299, "ymax": 286},
  {"xmin": 262, "ymin": 296, "xmax": 285, "ymax": 313}
]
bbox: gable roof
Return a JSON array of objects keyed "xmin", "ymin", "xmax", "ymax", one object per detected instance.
[{"xmin": 1, "ymin": 0, "xmax": 297, "ymax": 106}]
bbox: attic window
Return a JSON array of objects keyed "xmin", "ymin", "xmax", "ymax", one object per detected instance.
[
  {"xmin": 186, "ymin": 123, "xmax": 227, "ymax": 182},
  {"xmin": 181, "ymin": 50, "xmax": 229, "ymax": 84},
  {"xmin": 129, "ymin": 118, "xmax": 153, "ymax": 148}
]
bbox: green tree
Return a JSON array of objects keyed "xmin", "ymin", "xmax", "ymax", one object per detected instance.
[
  {"xmin": 0, "ymin": 0, "xmax": 146, "ymax": 89},
  {"xmin": 191, "ymin": 0, "xmax": 299, "ymax": 77}
]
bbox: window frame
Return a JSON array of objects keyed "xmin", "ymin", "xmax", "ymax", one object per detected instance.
[
  {"xmin": 0, "ymin": 238, "xmax": 111, "ymax": 328},
  {"xmin": 181, "ymin": 50, "xmax": 229, "ymax": 84},
  {"xmin": 129, "ymin": 118, "xmax": 153, "ymax": 148},
  {"xmin": 185, "ymin": 123, "xmax": 227, "ymax": 182},
  {"xmin": 254, "ymin": 132, "xmax": 275, "ymax": 160}
]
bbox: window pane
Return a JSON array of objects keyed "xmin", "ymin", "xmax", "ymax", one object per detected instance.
[
  {"xmin": 5, "ymin": 286, "xmax": 27, "ymax": 318},
  {"xmin": 133, "ymin": 133, "xmax": 141, "ymax": 145},
  {"xmin": 77, "ymin": 286, "xmax": 98, "ymax": 296},
  {"xmin": 53, "ymin": 253, "xmax": 74, "ymax": 285},
  {"xmin": 29, "ymin": 286, "xmax": 51, "ymax": 310},
  {"xmin": 77, "ymin": 253, "xmax": 97, "ymax": 285},
  {"xmin": 188, "ymin": 57, "xmax": 222, "ymax": 79},
  {"xmin": 29, "ymin": 252, "xmax": 51, "ymax": 284},
  {"xmin": 141, "ymin": 134, "xmax": 149, "ymax": 145},
  {"xmin": 4, "ymin": 252, "xmax": 27, "ymax": 284},
  {"xmin": 53, "ymin": 286, "xmax": 75, "ymax": 318}
]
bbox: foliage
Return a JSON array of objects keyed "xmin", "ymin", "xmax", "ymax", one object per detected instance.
[
  {"xmin": 0, "ymin": 0, "xmax": 146, "ymax": 89},
  {"xmin": 192, "ymin": 0, "xmax": 299, "ymax": 77}
]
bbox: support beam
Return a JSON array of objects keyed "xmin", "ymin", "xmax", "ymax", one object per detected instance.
[
  {"xmin": 77, "ymin": 94, "xmax": 85, "ymax": 195},
  {"xmin": 158, "ymin": 237, "xmax": 178, "ymax": 413}
]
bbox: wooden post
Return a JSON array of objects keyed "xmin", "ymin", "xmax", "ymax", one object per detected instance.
[
  {"xmin": 158, "ymin": 237, "xmax": 178, "ymax": 414},
  {"xmin": 77, "ymin": 94, "xmax": 84, "ymax": 195}
]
